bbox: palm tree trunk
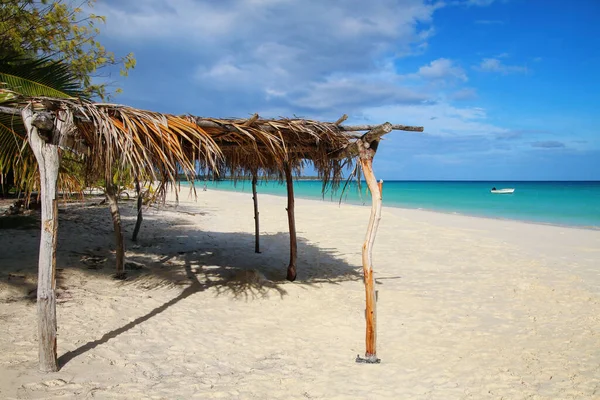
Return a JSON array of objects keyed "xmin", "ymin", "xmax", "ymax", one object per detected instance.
[
  {"xmin": 283, "ymin": 162, "xmax": 297, "ymax": 281},
  {"xmin": 22, "ymin": 108, "xmax": 60, "ymax": 372},
  {"xmin": 105, "ymin": 182, "xmax": 125, "ymax": 278},
  {"xmin": 132, "ymin": 178, "xmax": 143, "ymax": 242}
]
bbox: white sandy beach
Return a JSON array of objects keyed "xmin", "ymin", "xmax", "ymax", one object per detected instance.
[{"xmin": 1, "ymin": 189, "xmax": 599, "ymax": 399}]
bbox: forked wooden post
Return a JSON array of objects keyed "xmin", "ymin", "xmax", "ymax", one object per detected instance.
[
  {"xmin": 251, "ymin": 171, "xmax": 261, "ymax": 253},
  {"xmin": 283, "ymin": 161, "xmax": 297, "ymax": 281},
  {"xmin": 22, "ymin": 107, "xmax": 61, "ymax": 372},
  {"xmin": 356, "ymin": 123, "xmax": 391, "ymax": 364}
]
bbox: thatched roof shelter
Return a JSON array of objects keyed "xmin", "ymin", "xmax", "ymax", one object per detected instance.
[
  {"xmin": 182, "ymin": 114, "xmax": 423, "ymax": 284},
  {"xmin": 1, "ymin": 95, "xmax": 423, "ymax": 370},
  {"xmin": 186, "ymin": 114, "xmax": 422, "ymax": 184}
]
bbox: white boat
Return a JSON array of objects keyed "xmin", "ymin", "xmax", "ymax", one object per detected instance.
[{"xmin": 490, "ymin": 188, "xmax": 515, "ymax": 194}]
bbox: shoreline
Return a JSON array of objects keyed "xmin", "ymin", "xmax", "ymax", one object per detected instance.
[{"xmin": 197, "ymin": 185, "xmax": 600, "ymax": 232}]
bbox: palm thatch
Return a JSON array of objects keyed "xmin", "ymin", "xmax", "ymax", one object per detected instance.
[
  {"xmin": 2, "ymin": 90, "xmax": 423, "ymax": 195},
  {"xmin": 185, "ymin": 115, "xmax": 406, "ymax": 190},
  {"xmin": 1, "ymin": 97, "xmax": 224, "ymax": 197}
]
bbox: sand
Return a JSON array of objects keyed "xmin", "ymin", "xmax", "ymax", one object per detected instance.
[{"xmin": 1, "ymin": 189, "xmax": 599, "ymax": 399}]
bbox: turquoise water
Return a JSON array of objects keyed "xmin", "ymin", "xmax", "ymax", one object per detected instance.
[{"xmin": 190, "ymin": 180, "xmax": 600, "ymax": 228}]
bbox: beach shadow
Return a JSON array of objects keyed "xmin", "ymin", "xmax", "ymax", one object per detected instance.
[
  {"xmin": 1, "ymin": 197, "xmax": 363, "ymax": 369},
  {"xmin": 0, "ymin": 199, "xmax": 361, "ymax": 301},
  {"xmin": 57, "ymin": 261, "xmax": 204, "ymax": 368},
  {"xmin": 123, "ymin": 229, "xmax": 362, "ymax": 290}
]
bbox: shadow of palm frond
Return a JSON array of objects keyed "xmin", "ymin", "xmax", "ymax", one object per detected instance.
[
  {"xmin": 1, "ymin": 197, "xmax": 364, "ymax": 369},
  {"xmin": 1, "ymin": 197, "xmax": 362, "ymax": 301},
  {"xmin": 118, "ymin": 228, "xmax": 361, "ymax": 302}
]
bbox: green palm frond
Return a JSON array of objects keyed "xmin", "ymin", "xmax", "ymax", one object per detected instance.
[
  {"xmin": 0, "ymin": 111, "xmax": 32, "ymax": 184},
  {"xmin": 0, "ymin": 56, "xmax": 86, "ymax": 99},
  {"xmin": 0, "ymin": 57, "xmax": 87, "ymax": 195}
]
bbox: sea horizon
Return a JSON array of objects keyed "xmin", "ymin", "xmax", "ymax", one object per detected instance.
[{"xmin": 183, "ymin": 179, "xmax": 600, "ymax": 229}]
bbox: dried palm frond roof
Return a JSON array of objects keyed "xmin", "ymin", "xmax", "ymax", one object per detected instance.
[
  {"xmin": 185, "ymin": 115, "xmax": 423, "ymax": 188},
  {"xmin": 186, "ymin": 115, "xmax": 352, "ymax": 185},
  {"xmin": 70, "ymin": 102, "xmax": 222, "ymax": 185},
  {"xmin": 1, "ymin": 97, "xmax": 223, "ymax": 196},
  {"xmin": 1, "ymin": 97, "xmax": 424, "ymax": 192}
]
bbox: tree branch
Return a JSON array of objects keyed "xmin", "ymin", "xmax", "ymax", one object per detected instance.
[{"xmin": 0, "ymin": 106, "xmax": 21, "ymax": 115}]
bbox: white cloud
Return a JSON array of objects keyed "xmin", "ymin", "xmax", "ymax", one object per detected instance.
[
  {"xmin": 358, "ymin": 101, "xmax": 508, "ymax": 138},
  {"xmin": 416, "ymin": 58, "xmax": 468, "ymax": 82},
  {"xmin": 95, "ymin": 0, "xmax": 443, "ymax": 116},
  {"xmin": 290, "ymin": 78, "xmax": 430, "ymax": 110},
  {"xmin": 476, "ymin": 58, "xmax": 529, "ymax": 74},
  {"xmin": 96, "ymin": 0, "xmax": 439, "ymax": 47},
  {"xmin": 91, "ymin": 0, "xmax": 517, "ymax": 141},
  {"xmin": 450, "ymin": 88, "xmax": 478, "ymax": 100}
]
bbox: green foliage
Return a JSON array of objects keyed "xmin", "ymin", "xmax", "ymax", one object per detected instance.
[
  {"xmin": 0, "ymin": 56, "xmax": 86, "ymax": 99},
  {"xmin": 0, "ymin": 0, "xmax": 136, "ymax": 99},
  {"xmin": 0, "ymin": 56, "xmax": 88, "ymax": 195}
]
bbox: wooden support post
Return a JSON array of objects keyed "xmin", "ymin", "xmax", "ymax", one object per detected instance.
[
  {"xmin": 132, "ymin": 178, "xmax": 143, "ymax": 242},
  {"xmin": 334, "ymin": 114, "xmax": 348, "ymax": 125},
  {"xmin": 105, "ymin": 182, "xmax": 125, "ymax": 279},
  {"xmin": 22, "ymin": 107, "xmax": 60, "ymax": 372},
  {"xmin": 251, "ymin": 172, "xmax": 261, "ymax": 253},
  {"xmin": 283, "ymin": 161, "xmax": 297, "ymax": 281},
  {"xmin": 356, "ymin": 124, "xmax": 391, "ymax": 364}
]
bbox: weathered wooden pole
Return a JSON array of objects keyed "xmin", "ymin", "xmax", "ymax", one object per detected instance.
[
  {"xmin": 105, "ymin": 182, "xmax": 125, "ymax": 278},
  {"xmin": 283, "ymin": 161, "xmax": 297, "ymax": 281},
  {"xmin": 22, "ymin": 107, "xmax": 61, "ymax": 372},
  {"xmin": 189, "ymin": 117, "xmax": 423, "ymax": 134},
  {"xmin": 132, "ymin": 178, "xmax": 143, "ymax": 242},
  {"xmin": 251, "ymin": 171, "xmax": 261, "ymax": 253},
  {"xmin": 356, "ymin": 123, "xmax": 391, "ymax": 364}
]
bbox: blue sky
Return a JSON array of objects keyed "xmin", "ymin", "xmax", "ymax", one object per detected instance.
[{"xmin": 92, "ymin": 0, "xmax": 599, "ymax": 180}]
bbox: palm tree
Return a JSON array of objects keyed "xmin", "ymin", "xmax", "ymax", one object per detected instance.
[
  {"xmin": 0, "ymin": 56, "xmax": 87, "ymax": 197},
  {"xmin": 2, "ymin": 57, "xmax": 147, "ymax": 279}
]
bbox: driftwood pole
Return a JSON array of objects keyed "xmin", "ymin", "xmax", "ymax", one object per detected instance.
[
  {"xmin": 22, "ymin": 107, "xmax": 61, "ymax": 372},
  {"xmin": 132, "ymin": 178, "xmax": 143, "ymax": 242},
  {"xmin": 283, "ymin": 161, "xmax": 297, "ymax": 281},
  {"xmin": 105, "ymin": 182, "xmax": 125, "ymax": 278},
  {"xmin": 251, "ymin": 171, "xmax": 261, "ymax": 253},
  {"xmin": 356, "ymin": 123, "xmax": 392, "ymax": 364}
]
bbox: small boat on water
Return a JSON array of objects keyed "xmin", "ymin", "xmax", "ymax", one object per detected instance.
[{"xmin": 490, "ymin": 187, "xmax": 515, "ymax": 194}]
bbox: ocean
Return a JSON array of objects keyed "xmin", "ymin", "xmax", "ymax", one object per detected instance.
[{"xmin": 187, "ymin": 180, "xmax": 600, "ymax": 229}]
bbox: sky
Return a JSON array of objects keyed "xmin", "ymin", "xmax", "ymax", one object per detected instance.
[{"xmin": 90, "ymin": 0, "xmax": 600, "ymax": 180}]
